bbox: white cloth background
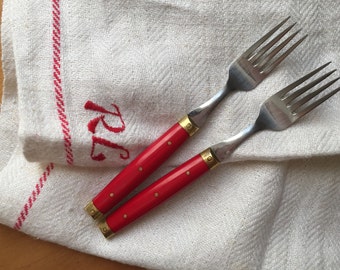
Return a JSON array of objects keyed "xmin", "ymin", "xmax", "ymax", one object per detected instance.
[{"xmin": 0, "ymin": 0, "xmax": 339, "ymax": 269}]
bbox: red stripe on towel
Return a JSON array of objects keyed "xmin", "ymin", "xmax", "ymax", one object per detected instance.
[
  {"xmin": 13, "ymin": 163, "xmax": 55, "ymax": 230},
  {"xmin": 52, "ymin": 0, "xmax": 74, "ymax": 165}
]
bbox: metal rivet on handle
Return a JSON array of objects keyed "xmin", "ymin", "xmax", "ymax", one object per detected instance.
[
  {"xmin": 84, "ymin": 201, "xmax": 103, "ymax": 220},
  {"xmin": 98, "ymin": 221, "xmax": 115, "ymax": 239},
  {"xmin": 200, "ymin": 148, "xmax": 220, "ymax": 170},
  {"xmin": 178, "ymin": 115, "xmax": 199, "ymax": 137}
]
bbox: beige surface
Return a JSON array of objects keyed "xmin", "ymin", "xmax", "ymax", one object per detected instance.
[
  {"xmin": 0, "ymin": 1, "xmax": 144, "ymax": 269},
  {"xmin": 0, "ymin": 224, "xmax": 144, "ymax": 270}
]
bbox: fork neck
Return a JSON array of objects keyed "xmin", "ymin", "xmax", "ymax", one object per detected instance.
[
  {"xmin": 210, "ymin": 122, "xmax": 261, "ymax": 163},
  {"xmin": 188, "ymin": 83, "xmax": 235, "ymax": 128}
]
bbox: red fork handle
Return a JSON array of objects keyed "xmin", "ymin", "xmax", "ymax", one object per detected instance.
[
  {"xmin": 85, "ymin": 115, "xmax": 200, "ymax": 220},
  {"xmin": 98, "ymin": 148, "xmax": 220, "ymax": 238}
]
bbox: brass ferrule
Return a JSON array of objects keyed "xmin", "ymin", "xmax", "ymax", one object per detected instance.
[
  {"xmin": 200, "ymin": 148, "xmax": 220, "ymax": 170},
  {"xmin": 98, "ymin": 221, "xmax": 115, "ymax": 239},
  {"xmin": 84, "ymin": 201, "xmax": 103, "ymax": 220},
  {"xmin": 178, "ymin": 115, "xmax": 199, "ymax": 137}
]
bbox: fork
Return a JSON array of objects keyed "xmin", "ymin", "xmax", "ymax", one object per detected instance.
[
  {"xmin": 98, "ymin": 63, "xmax": 340, "ymax": 238},
  {"xmin": 85, "ymin": 17, "xmax": 306, "ymax": 220}
]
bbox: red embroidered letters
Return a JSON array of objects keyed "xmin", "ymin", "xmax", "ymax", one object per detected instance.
[{"xmin": 85, "ymin": 101, "xmax": 130, "ymax": 162}]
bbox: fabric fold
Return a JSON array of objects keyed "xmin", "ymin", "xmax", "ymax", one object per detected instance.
[{"xmin": 8, "ymin": 0, "xmax": 340, "ymax": 167}]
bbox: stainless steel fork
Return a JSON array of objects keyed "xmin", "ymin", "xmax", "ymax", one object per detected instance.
[
  {"xmin": 85, "ymin": 17, "xmax": 305, "ymax": 220},
  {"xmin": 99, "ymin": 63, "xmax": 340, "ymax": 238},
  {"xmin": 211, "ymin": 62, "xmax": 339, "ymax": 161},
  {"xmin": 189, "ymin": 17, "xmax": 306, "ymax": 127}
]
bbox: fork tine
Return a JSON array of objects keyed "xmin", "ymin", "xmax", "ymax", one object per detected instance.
[
  {"xmin": 295, "ymin": 87, "xmax": 340, "ymax": 118},
  {"xmin": 243, "ymin": 17, "xmax": 290, "ymax": 58},
  {"xmin": 276, "ymin": 62, "xmax": 331, "ymax": 97},
  {"xmin": 249, "ymin": 23, "xmax": 296, "ymax": 63},
  {"xmin": 290, "ymin": 78, "xmax": 340, "ymax": 111},
  {"xmin": 262, "ymin": 35, "xmax": 307, "ymax": 74},
  {"xmin": 284, "ymin": 70, "xmax": 337, "ymax": 104},
  {"xmin": 256, "ymin": 29, "xmax": 301, "ymax": 68}
]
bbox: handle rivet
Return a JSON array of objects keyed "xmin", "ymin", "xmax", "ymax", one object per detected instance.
[
  {"xmin": 154, "ymin": 192, "xmax": 159, "ymax": 197},
  {"xmin": 138, "ymin": 167, "xmax": 143, "ymax": 172},
  {"xmin": 178, "ymin": 115, "xmax": 199, "ymax": 137},
  {"xmin": 186, "ymin": 171, "xmax": 190, "ymax": 175},
  {"xmin": 102, "ymin": 227, "xmax": 108, "ymax": 233},
  {"xmin": 109, "ymin": 193, "xmax": 114, "ymax": 198},
  {"xmin": 123, "ymin": 214, "xmax": 128, "ymax": 219},
  {"xmin": 90, "ymin": 209, "xmax": 95, "ymax": 215},
  {"xmin": 167, "ymin": 141, "xmax": 172, "ymax": 145},
  {"xmin": 200, "ymin": 148, "xmax": 220, "ymax": 170}
]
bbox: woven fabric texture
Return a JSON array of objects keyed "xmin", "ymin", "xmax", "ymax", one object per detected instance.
[{"xmin": 0, "ymin": 1, "xmax": 339, "ymax": 269}]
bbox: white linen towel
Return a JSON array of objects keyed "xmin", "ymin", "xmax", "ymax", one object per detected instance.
[
  {"xmin": 1, "ymin": 0, "xmax": 340, "ymax": 269},
  {"xmin": 12, "ymin": 0, "xmax": 340, "ymax": 167}
]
